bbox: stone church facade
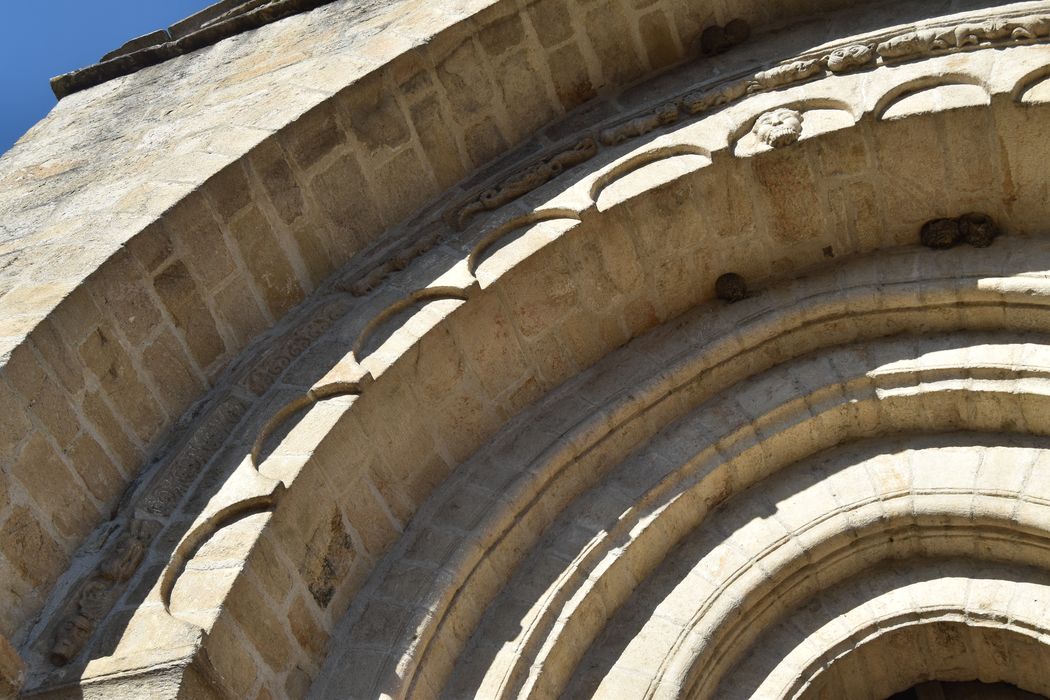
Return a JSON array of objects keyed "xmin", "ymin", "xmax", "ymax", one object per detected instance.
[{"xmin": 1, "ymin": 0, "xmax": 1049, "ymax": 697}]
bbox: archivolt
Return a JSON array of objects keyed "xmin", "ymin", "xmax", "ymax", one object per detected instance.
[
  {"xmin": 311, "ymin": 239, "xmax": 1050, "ymax": 697},
  {"xmin": 431, "ymin": 347, "xmax": 1050, "ymax": 700},
  {"xmin": 21, "ymin": 12, "xmax": 1050, "ymax": 698},
  {"xmin": 718, "ymin": 559, "xmax": 1050, "ymax": 699},
  {"xmin": 563, "ymin": 438, "xmax": 1050, "ymax": 699}
]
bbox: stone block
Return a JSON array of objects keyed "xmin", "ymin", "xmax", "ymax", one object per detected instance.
[
  {"xmin": 464, "ymin": 117, "xmax": 509, "ymax": 168},
  {"xmin": 126, "ymin": 221, "xmax": 176, "ymax": 275},
  {"xmin": 638, "ymin": 10, "xmax": 680, "ymax": 69},
  {"xmin": 78, "ymin": 327, "xmax": 165, "ymax": 443},
  {"xmin": 225, "ymin": 576, "xmax": 294, "ymax": 673},
  {"xmin": 0, "ymin": 506, "xmax": 68, "ymax": 587},
  {"xmin": 748, "ymin": 146, "xmax": 826, "ymax": 245},
  {"xmin": 65, "ymin": 432, "xmax": 126, "ymax": 511},
  {"xmin": 153, "ymin": 260, "xmax": 227, "ymax": 371},
  {"xmin": 546, "ymin": 42, "xmax": 597, "ymax": 110},
  {"xmin": 90, "ymin": 250, "xmax": 164, "ymax": 348},
  {"xmin": 410, "ymin": 94, "xmax": 467, "ymax": 190},
  {"xmin": 203, "ymin": 617, "xmax": 260, "ymax": 698},
  {"xmin": 246, "ymin": 140, "xmax": 307, "ymax": 228},
  {"xmin": 284, "ymin": 666, "xmax": 313, "ymax": 698},
  {"xmin": 435, "ymin": 38, "xmax": 498, "ymax": 123},
  {"xmin": 478, "ymin": 12, "xmax": 527, "ymax": 57},
  {"xmin": 280, "ymin": 102, "xmax": 348, "ymax": 173},
  {"xmin": 338, "ymin": 72, "xmax": 411, "ymax": 154},
  {"xmin": 583, "ymin": 0, "xmax": 644, "ymax": 87},
  {"xmin": 527, "ymin": 0, "xmax": 575, "ymax": 48},
  {"xmin": 11, "ymin": 433, "xmax": 99, "ymax": 540},
  {"xmin": 286, "ymin": 219, "xmax": 332, "ymax": 288},
  {"xmin": 227, "ymin": 206, "xmax": 305, "ymax": 318},
  {"xmin": 373, "ymin": 147, "xmax": 437, "ymax": 225},
  {"xmin": 28, "ymin": 319, "xmax": 85, "ymax": 395},
  {"xmin": 245, "ymin": 532, "xmax": 294, "ymax": 610},
  {"xmin": 204, "ymin": 162, "xmax": 254, "ymax": 222},
  {"xmin": 493, "ymin": 49, "xmax": 558, "ymax": 141},
  {"xmin": 0, "ymin": 377, "xmax": 31, "ymax": 460},
  {"xmin": 162, "ymin": 193, "xmax": 237, "ymax": 291},
  {"xmin": 309, "ymin": 153, "xmax": 383, "ymax": 249},
  {"xmin": 0, "ymin": 634, "xmax": 24, "ymax": 699},
  {"xmin": 45, "ymin": 285, "xmax": 103, "ymax": 349},
  {"xmin": 445, "ymin": 288, "xmax": 529, "ymax": 399},
  {"xmin": 5, "ymin": 343, "xmax": 79, "ymax": 449},
  {"xmin": 142, "ymin": 329, "xmax": 205, "ymax": 415},
  {"xmin": 288, "ymin": 594, "xmax": 329, "ymax": 661},
  {"xmin": 213, "ymin": 275, "xmax": 271, "ymax": 346},
  {"xmin": 81, "ymin": 389, "xmax": 142, "ymax": 473}
]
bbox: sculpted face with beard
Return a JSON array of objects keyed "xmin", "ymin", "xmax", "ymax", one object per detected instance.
[{"xmin": 755, "ymin": 107, "xmax": 803, "ymax": 148}]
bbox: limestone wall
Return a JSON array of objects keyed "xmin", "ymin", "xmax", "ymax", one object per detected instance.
[
  {"xmin": 0, "ymin": 0, "xmax": 796, "ymax": 644},
  {"xmin": 4, "ymin": 0, "xmax": 1050, "ymax": 697}
]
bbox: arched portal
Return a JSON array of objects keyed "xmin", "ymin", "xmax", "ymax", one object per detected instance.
[{"xmin": 5, "ymin": 0, "xmax": 1050, "ymax": 698}]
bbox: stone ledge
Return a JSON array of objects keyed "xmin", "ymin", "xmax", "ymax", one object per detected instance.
[{"xmin": 50, "ymin": 0, "xmax": 340, "ymax": 99}]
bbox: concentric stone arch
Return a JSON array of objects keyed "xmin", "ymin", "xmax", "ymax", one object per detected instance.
[{"xmin": 5, "ymin": 1, "xmax": 1050, "ymax": 698}]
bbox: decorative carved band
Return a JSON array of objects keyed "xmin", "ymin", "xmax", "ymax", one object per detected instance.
[
  {"xmin": 445, "ymin": 11, "xmax": 1050, "ymax": 230},
  {"xmin": 50, "ymin": 519, "xmax": 160, "ymax": 666},
  {"xmin": 28, "ymin": 5, "xmax": 1046, "ymax": 683}
]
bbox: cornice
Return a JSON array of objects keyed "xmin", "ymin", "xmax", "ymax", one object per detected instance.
[{"xmin": 49, "ymin": 0, "xmax": 341, "ymax": 99}]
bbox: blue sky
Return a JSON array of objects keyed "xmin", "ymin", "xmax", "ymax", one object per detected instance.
[{"xmin": 1, "ymin": 1, "xmax": 211, "ymax": 156}]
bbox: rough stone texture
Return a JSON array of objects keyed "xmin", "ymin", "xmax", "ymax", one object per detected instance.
[{"xmin": 5, "ymin": 0, "xmax": 1050, "ymax": 698}]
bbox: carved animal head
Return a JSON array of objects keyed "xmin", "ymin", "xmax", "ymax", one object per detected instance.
[
  {"xmin": 826, "ymin": 43, "xmax": 874, "ymax": 72},
  {"xmin": 877, "ymin": 31, "xmax": 933, "ymax": 59},
  {"xmin": 754, "ymin": 108, "xmax": 803, "ymax": 148}
]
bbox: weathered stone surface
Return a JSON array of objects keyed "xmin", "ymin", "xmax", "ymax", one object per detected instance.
[
  {"xmin": 6, "ymin": 1, "xmax": 1050, "ymax": 699},
  {"xmin": 153, "ymin": 261, "xmax": 227, "ymax": 372},
  {"xmin": 0, "ymin": 508, "xmax": 67, "ymax": 588}
]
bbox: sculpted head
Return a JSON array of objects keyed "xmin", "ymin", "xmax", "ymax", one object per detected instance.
[
  {"xmin": 826, "ymin": 43, "xmax": 874, "ymax": 72},
  {"xmin": 755, "ymin": 107, "xmax": 803, "ymax": 148},
  {"xmin": 50, "ymin": 615, "xmax": 92, "ymax": 666}
]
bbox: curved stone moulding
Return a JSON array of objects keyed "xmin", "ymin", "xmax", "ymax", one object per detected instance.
[
  {"xmin": 19, "ymin": 15, "xmax": 1050, "ymax": 698},
  {"xmin": 351, "ymin": 288, "xmax": 471, "ymax": 365},
  {"xmin": 586, "ymin": 438, "xmax": 1050, "ymax": 699},
  {"xmin": 718, "ymin": 559, "xmax": 1050, "ymax": 699},
  {"xmin": 441, "ymin": 343, "xmax": 1050, "ymax": 700},
  {"xmin": 313, "ymin": 238, "xmax": 1050, "ymax": 698},
  {"xmin": 159, "ymin": 493, "xmax": 283, "ymax": 615},
  {"xmin": 250, "ymin": 390, "xmax": 365, "ymax": 471},
  {"xmin": 467, "ymin": 211, "xmax": 581, "ymax": 287},
  {"xmin": 876, "ymin": 74, "xmax": 991, "ymax": 120},
  {"xmin": 444, "ymin": 7, "xmax": 1050, "ymax": 230},
  {"xmin": 166, "ymin": 509, "xmax": 277, "ymax": 628},
  {"xmin": 799, "ymin": 617, "xmax": 1049, "ymax": 699},
  {"xmin": 590, "ymin": 146, "xmax": 712, "ymax": 212},
  {"xmin": 250, "ymin": 394, "xmax": 317, "ymax": 467},
  {"xmin": 1015, "ymin": 63, "xmax": 1050, "ymax": 103},
  {"xmin": 141, "ymin": 43, "xmax": 1050, "ymax": 633}
]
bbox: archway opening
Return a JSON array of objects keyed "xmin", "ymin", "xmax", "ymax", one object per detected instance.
[{"xmin": 889, "ymin": 681, "xmax": 1047, "ymax": 700}]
